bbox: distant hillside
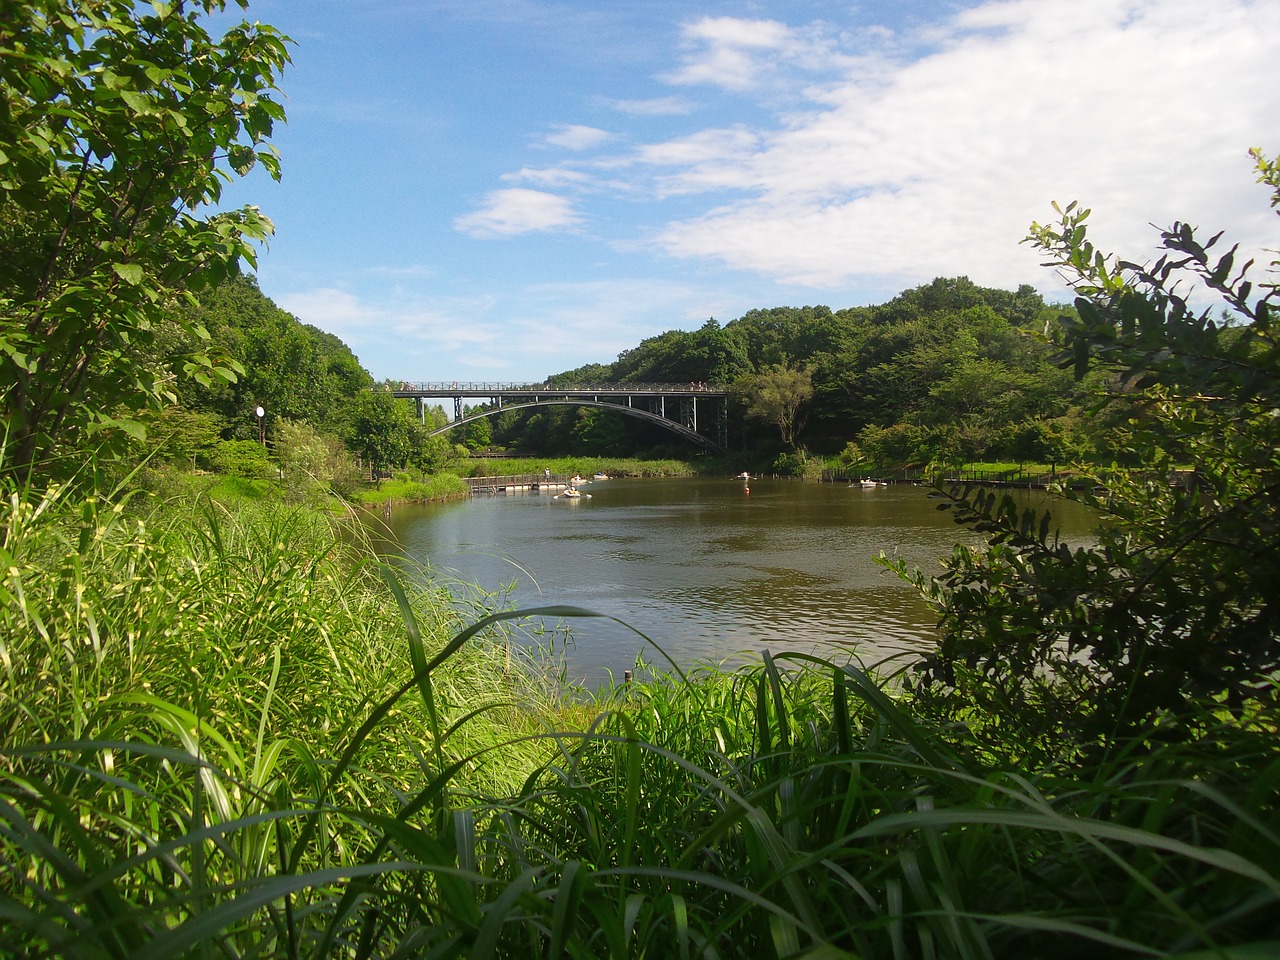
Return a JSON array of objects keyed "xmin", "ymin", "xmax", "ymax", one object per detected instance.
[
  {"xmin": 175, "ymin": 273, "xmax": 374, "ymax": 441},
  {"xmin": 489, "ymin": 276, "xmax": 1094, "ymax": 465}
]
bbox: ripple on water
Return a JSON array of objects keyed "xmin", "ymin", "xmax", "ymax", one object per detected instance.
[{"xmin": 379, "ymin": 479, "xmax": 1093, "ymax": 687}]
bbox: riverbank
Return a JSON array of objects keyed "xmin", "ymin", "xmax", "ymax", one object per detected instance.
[
  {"xmin": 3, "ymin": 475, "xmax": 1276, "ymax": 956},
  {"xmin": 449, "ymin": 454, "xmax": 713, "ymax": 479},
  {"xmin": 351, "ymin": 457, "xmax": 713, "ymax": 509},
  {"xmin": 356, "ymin": 471, "xmax": 471, "ymax": 506}
]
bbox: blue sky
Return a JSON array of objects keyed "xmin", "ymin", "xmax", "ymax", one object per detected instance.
[{"xmin": 215, "ymin": 0, "xmax": 1279, "ymax": 385}]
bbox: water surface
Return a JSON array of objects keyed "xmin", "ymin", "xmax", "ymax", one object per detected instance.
[{"xmin": 377, "ymin": 477, "xmax": 1094, "ymax": 686}]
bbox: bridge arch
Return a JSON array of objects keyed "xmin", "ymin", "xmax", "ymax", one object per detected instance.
[{"xmin": 436, "ymin": 399, "xmax": 726, "ymax": 454}]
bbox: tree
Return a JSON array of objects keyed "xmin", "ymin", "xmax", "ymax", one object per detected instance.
[
  {"xmin": 135, "ymin": 405, "xmax": 224, "ymax": 469},
  {"xmin": 347, "ymin": 390, "xmax": 416, "ymax": 480},
  {"xmin": 274, "ymin": 418, "xmax": 363, "ymax": 500},
  {"xmin": 857, "ymin": 422, "xmax": 923, "ymax": 475},
  {"xmin": 456, "ymin": 407, "xmax": 493, "ymax": 451},
  {"xmin": 0, "ymin": 1, "xmax": 290, "ymax": 484},
  {"xmin": 737, "ymin": 363, "xmax": 814, "ymax": 449},
  {"xmin": 897, "ymin": 150, "xmax": 1280, "ymax": 744},
  {"xmin": 571, "ymin": 407, "xmax": 628, "ymax": 454},
  {"xmin": 174, "ymin": 275, "xmax": 372, "ymax": 440}
]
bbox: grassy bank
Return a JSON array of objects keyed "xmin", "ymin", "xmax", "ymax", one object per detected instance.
[
  {"xmin": 357, "ymin": 471, "xmax": 471, "ymax": 506},
  {"xmin": 449, "ymin": 455, "xmax": 715, "ymax": 479},
  {"xmin": 2, "ymin": 478, "xmax": 1278, "ymax": 957}
]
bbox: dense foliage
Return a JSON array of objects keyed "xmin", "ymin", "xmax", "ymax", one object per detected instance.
[
  {"xmin": 489, "ymin": 279, "xmax": 1088, "ymax": 467},
  {"xmin": 173, "ymin": 273, "xmax": 374, "ymax": 441},
  {"xmin": 3, "ymin": 479, "xmax": 1277, "ymax": 957},
  {"xmin": 0, "ymin": 0, "xmax": 289, "ymax": 485},
  {"xmin": 897, "ymin": 152, "xmax": 1280, "ymax": 746}
]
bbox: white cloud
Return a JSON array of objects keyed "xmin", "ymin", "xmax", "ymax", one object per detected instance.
[
  {"xmin": 543, "ymin": 123, "xmax": 613, "ymax": 150},
  {"xmin": 277, "ymin": 288, "xmax": 378, "ymax": 335},
  {"xmin": 277, "ymin": 287, "xmax": 497, "ymax": 354},
  {"xmin": 635, "ymin": 126, "xmax": 760, "ymax": 169},
  {"xmin": 661, "ymin": 17, "xmax": 794, "ymax": 91},
  {"xmin": 454, "ymin": 188, "xmax": 584, "ymax": 237},
  {"xmin": 644, "ymin": 0, "xmax": 1280, "ymax": 293},
  {"xmin": 661, "ymin": 16, "xmax": 840, "ymax": 92},
  {"xmin": 503, "ymin": 167, "xmax": 595, "ymax": 189},
  {"xmin": 606, "ymin": 95, "xmax": 696, "ymax": 117}
]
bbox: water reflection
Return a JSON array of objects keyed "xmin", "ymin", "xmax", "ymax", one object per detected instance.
[{"xmin": 376, "ymin": 477, "xmax": 1095, "ymax": 687}]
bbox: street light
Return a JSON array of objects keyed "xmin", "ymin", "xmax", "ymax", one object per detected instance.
[{"xmin": 255, "ymin": 405, "xmax": 265, "ymax": 445}]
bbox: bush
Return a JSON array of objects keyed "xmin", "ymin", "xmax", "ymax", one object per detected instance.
[
  {"xmin": 771, "ymin": 451, "xmax": 806, "ymax": 476},
  {"xmin": 895, "ymin": 151, "xmax": 1280, "ymax": 744},
  {"xmin": 209, "ymin": 438, "xmax": 273, "ymax": 479},
  {"xmin": 274, "ymin": 419, "xmax": 363, "ymax": 499}
]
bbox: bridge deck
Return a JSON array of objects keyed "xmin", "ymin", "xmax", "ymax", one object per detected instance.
[{"xmin": 391, "ymin": 381, "xmax": 726, "ymax": 399}]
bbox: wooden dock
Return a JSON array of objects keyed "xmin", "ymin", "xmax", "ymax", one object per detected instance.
[{"xmin": 463, "ymin": 474, "xmax": 572, "ymax": 494}]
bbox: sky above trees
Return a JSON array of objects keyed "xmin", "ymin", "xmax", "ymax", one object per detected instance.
[{"xmin": 214, "ymin": 0, "xmax": 1279, "ymax": 385}]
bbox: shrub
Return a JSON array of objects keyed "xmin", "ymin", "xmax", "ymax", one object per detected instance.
[{"xmin": 209, "ymin": 438, "xmax": 273, "ymax": 478}]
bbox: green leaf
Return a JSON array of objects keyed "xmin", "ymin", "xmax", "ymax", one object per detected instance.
[
  {"xmin": 120, "ymin": 90, "xmax": 151, "ymax": 113},
  {"xmin": 112, "ymin": 263, "xmax": 144, "ymax": 285}
]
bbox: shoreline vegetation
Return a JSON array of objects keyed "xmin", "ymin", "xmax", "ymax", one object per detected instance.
[
  {"xmin": 357, "ymin": 457, "xmax": 705, "ymax": 507},
  {"xmin": 350, "ymin": 456, "xmax": 1083, "ymax": 510}
]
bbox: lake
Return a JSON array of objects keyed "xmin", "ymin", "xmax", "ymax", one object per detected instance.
[{"xmin": 375, "ymin": 476, "xmax": 1096, "ymax": 687}]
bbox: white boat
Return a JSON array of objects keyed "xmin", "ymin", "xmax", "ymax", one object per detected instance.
[
  {"xmin": 859, "ymin": 479, "xmax": 878, "ymax": 488},
  {"xmin": 557, "ymin": 488, "xmax": 591, "ymax": 499},
  {"xmin": 593, "ymin": 472, "xmax": 609, "ymax": 480},
  {"xmin": 737, "ymin": 471, "xmax": 752, "ymax": 480}
]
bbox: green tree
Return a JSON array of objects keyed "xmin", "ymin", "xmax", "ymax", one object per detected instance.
[
  {"xmin": 133, "ymin": 405, "xmax": 225, "ymax": 469},
  {"xmin": 408, "ymin": 428, "xmax": 453, "ymax": 473},
  {"xmin": 274, "ymin": 419, "xmax": 363, "ymax": 500},
  {"xmin": 456, "ymin": 407, "xmax": 493, "ymax": 451},
  {"xmin": 571, "ymin": 407, "xmax": 628, "ymax": 454},
  {"xmin": 737, "ymin": 364, "xmax": 814, "ymax": 449},
  {"xmin": 0, "ymin": 1, "xmax": 290, "ymax": 484},
  {"xmin": 347, "ymin": 390, "xmax": 416, "ymax": 480},
  {"xmin": 899, "ymin": 151, "xmax": 1280, "ymax": 743},
  {"xmin": 209, "ymin": 438, "xmax": 272, "ymax": 479},
  {"xmin": 548, "ymin": 363, "xmax": 611, "ymax": 385},
  {"xmin": 176, "ymin": 275, "xmax": 372, "ymax": 440}
]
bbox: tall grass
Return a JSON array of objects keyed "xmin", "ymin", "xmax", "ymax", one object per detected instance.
[
  {"xmin": 2, "ymin": 474, "xmax": 1278, "ymax": 957},
  {"xmin": 358, "ymin": 472, "xmax": 471, "ymax": 506}
]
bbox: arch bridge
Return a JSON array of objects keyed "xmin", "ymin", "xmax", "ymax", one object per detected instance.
[{"xmin": 390, "ymin": 382, "xmax": 729, "ymax": 454}]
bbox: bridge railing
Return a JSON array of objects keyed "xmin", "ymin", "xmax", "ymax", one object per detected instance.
[{"xmin": 390, "ymin": 381, "xmax": 726, "ymax": 394}]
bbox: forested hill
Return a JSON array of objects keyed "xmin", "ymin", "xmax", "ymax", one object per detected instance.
[
  {"xmin": 174, "ymin": 273, "xmax": 374, "ymax": 442},
  {"xmin": 495, "ymin": 276, "xmax": 1098, "ymax": 466}
]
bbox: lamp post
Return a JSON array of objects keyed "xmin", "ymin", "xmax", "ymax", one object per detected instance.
[{"xmin": 255, "ymin": 405, "xmax": 265, "ymax": 446}]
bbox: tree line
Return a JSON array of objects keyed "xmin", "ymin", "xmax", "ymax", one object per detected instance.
[
  {"xmin": 164, "ymin": 275, "xmax": 1098, "ymax": 479},
  {"xmin": 481, "ymin": 278, "xmax": 1102, "ymax": 473},
  {"xmin": 0, "ymin": 264, "xmax": 1170, "ymax": 483}
]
